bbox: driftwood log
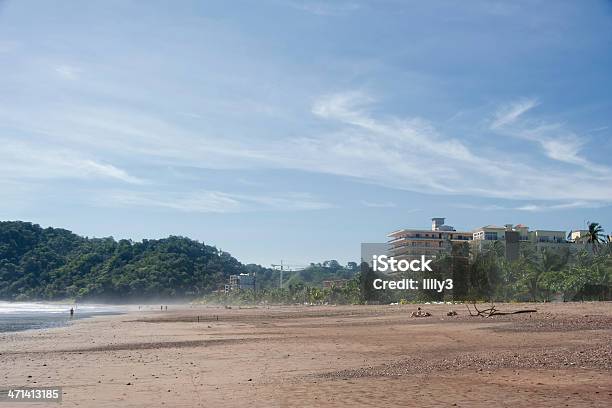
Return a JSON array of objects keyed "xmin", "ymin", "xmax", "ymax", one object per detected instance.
[{"xmin": 465, "ymin": 302, "xmax": 537, "ymax": 317}]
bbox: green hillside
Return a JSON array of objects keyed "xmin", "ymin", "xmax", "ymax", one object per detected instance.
[
  {"xmin": 0, "ymin": 221, "xmax": 251, "ymax": 301},
  {"xmin": 0, "ymin": 221, "xmax": 357, "ymax": 301}
]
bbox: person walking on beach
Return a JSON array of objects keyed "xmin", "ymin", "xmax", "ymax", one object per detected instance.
[{"xmin": 70, "ymin": 307, "xmax": 74, "ymax": 318}]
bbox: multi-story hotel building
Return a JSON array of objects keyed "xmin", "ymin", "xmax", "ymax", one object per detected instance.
[
  {"xmin": 471, "ymin": 224, "xmax": 566, "ymax": 243},
  {"xmin": 388, "ymin": 218, "xmax": 472, "ymax": 260},
  {"xmin": 470, "ymin": 223, "xmax": 569, "ymax": 260},
  {"xmin": 389, "ymin": 218, "xmax": 574, "ymax": 261}
]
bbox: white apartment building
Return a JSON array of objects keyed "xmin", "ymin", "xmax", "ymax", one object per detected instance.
[
  {"xmin": 472, "ymin": 224, "xmax": 566, "ymax": 244},
  {"xmin": 389, "ymin": 218, "xmax": 577, "ymax": 261},
  {"xmin": 388, "ymin": 218, "xmax": 472, "ymax": 260}
]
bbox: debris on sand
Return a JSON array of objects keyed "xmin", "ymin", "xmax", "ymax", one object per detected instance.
[
  {"xmin": 466, "ymin": 302, "xmax": 536, "ymax": 318},
  {"xmin": 411, "ymin": 307, "xmax": 431, "ymax": 317},
  {"xmin": 447, "ymin": 310, "xmax": 458, "ymax": 316}
]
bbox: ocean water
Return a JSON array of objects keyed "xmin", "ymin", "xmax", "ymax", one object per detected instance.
[{"xmin": 0, "ymin": 302, "xmax": 124, "ymax": 333}]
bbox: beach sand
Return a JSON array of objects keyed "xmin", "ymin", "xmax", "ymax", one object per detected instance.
[{"xmin": 1, "ymin": 302, "xmax": 610, "ymax": 407}]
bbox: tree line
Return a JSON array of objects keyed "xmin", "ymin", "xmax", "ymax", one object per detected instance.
[
  {"xmin": 360, "ymin": 238, "xmax": 612, "ymax": 304},
  {"xmin": 1, "ymin": 220, "xmax": 609, "ymax": 304},
  {"xmin": 0, "ymin": 221, "xmax": 250, "ymax": 301},
  {"xmin": 0, "ymin": 221, "xmax": 357, "ymax": 301}
]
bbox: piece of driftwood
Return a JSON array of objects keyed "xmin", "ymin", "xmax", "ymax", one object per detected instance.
[{"xmin": 465, "ymin": 302, "xmax": 536, "ymax": 317}]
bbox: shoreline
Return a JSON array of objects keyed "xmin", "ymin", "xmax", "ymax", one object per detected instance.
[
  {"xmin": 1, "ymin": 302, "xmax": 610, "ymax": 407},
  {"xmin": 0, "ymin": 302, "xmax": 131, "ymax": 335}
]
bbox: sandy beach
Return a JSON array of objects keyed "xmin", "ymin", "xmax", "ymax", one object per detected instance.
[{"xmin": 1, "ymin": 302, "xmax": 611, "ymax": 407}]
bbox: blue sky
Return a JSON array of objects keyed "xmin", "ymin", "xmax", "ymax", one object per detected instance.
[{"xmin": 1, "ymin": 0, "xmax": 611, "ymax": 266}]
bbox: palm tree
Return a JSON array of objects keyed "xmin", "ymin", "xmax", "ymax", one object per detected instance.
[
  {"xmin": 525, "ymin": 249, "xmax": 563, "ymax": 301},
  {"xmin": 582, "ymin": 222, "xmax": 605, "ymax": 252}
]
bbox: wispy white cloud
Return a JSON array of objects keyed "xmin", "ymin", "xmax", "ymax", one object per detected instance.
[
  {"xmin": 538, "ymin": 136, "xmax": 585, "ymax": 165},
  {"xmin": 303, "ymin": 92, "xmax": 612, "ymax": 201},
  {"xmin": 514, "ymin": 201, "xmax": 608, "ymax": 212},
  {"xmin": 458, "ymin": 201, "xmax": 608, "ymax": 212},
  {"xmin": 95, "ymin": 190, "xmax": 332, "ymax": 213},
  {"xmin": 489, "ymin": 98, "xmax": 610, "ymax": 174},
  {"xmin": 490, "ymin": 98, "xmax": 538, "ymax": 129},
  {"xmin": 54, "ymin": 64, "xmax": 81, "ymax": 80},
  {"xmin": 101, "ymin": 190, "xmax": 242, "ymax": 213},
  {"xmin": 0, "ymin": 140, "xmax": 144, "ymax": 184},
  {"xmin": 586, "ymin": 126, "xmax": 609, "ymax": 133},
  {"xmin": 238, "ymin": 192, "xmax": 333, "ymax": 211},
  {"xmin": 312, "ymin": 91, "xmax": 373, "ymax": 120},
  {"xmin": 79, "ymin": 160, "xmax": 143, "ymax": 184},
  {"xmin": 307, "ymin": 92, "xmax": 612, "ymax": 204},
  {"xmin": 2, "ymin": 91, "xmax": 611, "ymax": 207},
  {"xmin": 311, "ymin": 91, "xmax": 482, "ymax": 165}
]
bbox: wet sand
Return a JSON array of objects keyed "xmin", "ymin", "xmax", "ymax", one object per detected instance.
[{"xmin": 1, "ymin": 302, "xmax": 610, "ymax": 407}]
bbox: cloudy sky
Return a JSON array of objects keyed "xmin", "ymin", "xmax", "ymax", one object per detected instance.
[{"xmin": 1, "ymin": 0, "xmax": 611, "ymax": 265}]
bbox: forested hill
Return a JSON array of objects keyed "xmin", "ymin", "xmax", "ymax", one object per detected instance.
[{"xmin": 0, "ymin": 221, "xmax": 266, "ymax": 301}]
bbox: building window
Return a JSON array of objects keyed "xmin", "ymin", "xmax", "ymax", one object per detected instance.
[{"xmin": 485, "ymin": 232, "xmax": 498, "ymax": 240}]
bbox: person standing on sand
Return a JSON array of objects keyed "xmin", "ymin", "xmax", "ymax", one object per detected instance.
[{"xmin": 70, "ymin": 307, "xmax": 74, "ymax": 318}]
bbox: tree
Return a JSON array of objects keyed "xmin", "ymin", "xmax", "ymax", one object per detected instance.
[
  {"xmin": 582, "ymin": 222, "xmax": 606, "ymax": 253},
  {"xmin": 517, "ymin": 249, "xmax": 566, "ymax": 301},
  {"xmin": 359, "ymin": 262, "xmax": 379, "ymax": 303}
]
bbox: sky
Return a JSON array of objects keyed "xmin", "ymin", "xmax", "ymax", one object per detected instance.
[{"xmin": 1, "ymin": 0, "xmax": 611, "ymax": 266}]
